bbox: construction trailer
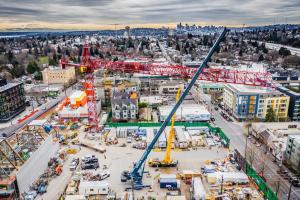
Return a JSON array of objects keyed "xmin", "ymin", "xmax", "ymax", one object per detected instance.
[
  {"xmin": 175, "ymin": 127, "xmax": 188, "ymax": 149},
  {"xmin": 78, "ymin": 181, "xmax": 109, "ymax": 196}
]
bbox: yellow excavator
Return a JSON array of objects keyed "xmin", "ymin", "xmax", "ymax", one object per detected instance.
[{"xmin": 148, "ymin": 87, "xmax": 181, "ymax": 167}]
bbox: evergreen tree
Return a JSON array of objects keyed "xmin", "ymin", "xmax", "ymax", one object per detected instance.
[
  {"xmin": 27, "ymin": 61, "xmax": 39, "ymax": 74},
  {"xmin": 265, "ymin": 108, "xmax": 276, "ymax": 122},
  {"xmin": 7, "ymin": 50, "xmax": 14, "ymax": 62}
]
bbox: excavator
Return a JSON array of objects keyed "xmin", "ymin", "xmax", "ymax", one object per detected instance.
[{"xmin": 148, "ymin": 87, "xmax": 181, "ymax": 167}]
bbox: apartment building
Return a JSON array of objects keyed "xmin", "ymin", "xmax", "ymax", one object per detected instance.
[
  {"xmin": 111, "ymin": 86, "xmax": 138, "ymax": 122},
  {"xmin": 139, "ymin": 78, "xmax": 184, "ymax": 95},
  {"xmin": 223, "ymin": 84, "xmax": 289, "ymax": 121},
  {"xmin": 198, "ymin": 81, "xmax": 224, "ymax": 94},
  {"xmin": 285, "ymin": 135, "xmax": 300, "ymax": 174},
  {"xmin": 277, "ymin": 86, "xmax": 300, "ymax": 121},
  {"xmin": 42, "ymin": 66, "xmax": 76, "ymax": 84},
  {"xmin": 0, "ymin": 78, "xmax": 26, "ymax": 122}
]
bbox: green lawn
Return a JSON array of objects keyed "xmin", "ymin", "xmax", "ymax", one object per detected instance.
[{"xmin": 38, "ymin": 56, "xmax": 49, "ymax": 65}]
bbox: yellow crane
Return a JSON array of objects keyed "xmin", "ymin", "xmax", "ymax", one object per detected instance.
[{"xmin": 148, "ymin": 87, "xmax": 181, "ymax": 167}]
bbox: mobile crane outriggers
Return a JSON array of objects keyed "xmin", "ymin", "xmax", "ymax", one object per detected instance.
[{"xmin": 120, "ymin": 28, "xmax": 228, "ymax": 189}]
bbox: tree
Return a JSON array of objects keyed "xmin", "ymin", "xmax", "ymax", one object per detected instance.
[
  {"xmin": 7, "ymin": 50, "xmax": 14, "ymax": 62},
  {"xmin": 279, "ymin": 47, "xmax": 291, "ymax": 57},
  {"xmin": 258, "ymin": 54, "xmax": 264, "ymax": 62},
  {"xmin": 282, "ymin": 55, "xmax": 300, "ymax": 67},
  {"xmin": 10, "ymin": 65, "xmax": 25, "ymax": 78},
  {"xmin": 27, "ymin": 61, "xmax": 39, "ymax": 74},
  {"xmin": 34, "ymin": 71, "xmax": 43, "ymax": 80},
  {"xmin": 239, "ymin": 49, "xmax": 243, "ymax": 56},
  {"xmin": 57, "ymin": 46, "xmax": 62, "ymax": 54},
  {"xmin": 138, "ymin": 102, "xmax": 148, "ymax": 108},
  {"xmin": 265, "ymin": 108, "xmax": 276, "ymax": 122},
  {"xmin": 49, "ymin": 59, "xmax": 57, "ymax": 66}
]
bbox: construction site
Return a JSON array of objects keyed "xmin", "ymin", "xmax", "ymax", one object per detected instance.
[{"xmin": 0, "ymin": 29, "xmax": 281, "ymax": 200}]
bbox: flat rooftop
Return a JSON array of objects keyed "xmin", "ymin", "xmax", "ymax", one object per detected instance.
[
  {"xmin": 288, "ymin": 134, "xmax": 300, "ymax": 143},
  {"xmin": 159, "ymin": 104, "xmax": 210, "ymax": 116},
  {"xmin": 278, "ymin": 86, "xmax": 300, "ymax": 96},
  {"xmin": 226, "ymin": 83, "xmax": 280, "ymax": 95},
  {"xmin": 0, "ymin": 82, "xmax": 21, "ymax": 93}
]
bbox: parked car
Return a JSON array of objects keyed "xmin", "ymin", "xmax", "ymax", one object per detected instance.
[
  {"xmin": 69, "ymin": 158, "xmax": 80, "ymax": 171},
  {"xmin": 84, "ymin": 157, "xmax": 99, "ymax": 164},
  {"xmin": 81, "ymin": 162, "xmax": 99, "ymax": 170},
  {"xmin": 291, "ymin": 178, "xmax": 300, "ymax": 187},
  {"xmin": 100, "ymin": 171, "xmax": 110, "ymax": 180},
  {"xmin": 127, "ymin": 136, "xmax": 132, "ymax": 143},
  {"xmin": 25, "ymin": 191, "xmax": 37, "ymax": 200},
  {"xmin": 82, "ymin": 155, "xmax": 96, "ymax": 162}
]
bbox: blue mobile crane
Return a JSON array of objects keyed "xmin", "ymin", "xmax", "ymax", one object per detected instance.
[{"xmin": 121, "ymin": 28, "xmax": 229, "ymax": 189}]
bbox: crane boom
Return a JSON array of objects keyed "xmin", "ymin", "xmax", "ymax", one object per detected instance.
[
  {"xmin": 163, "ymin": 87, "xmax": 181, "ymax": 164},
  {"xmin": 130, "ymin": 28, "xmax": 228, "ymax": 181}
]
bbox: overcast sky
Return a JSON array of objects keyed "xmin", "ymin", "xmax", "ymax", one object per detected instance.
[{"xmin": 0, "ymin": 0, "xmax": 299, "ymax": 29}]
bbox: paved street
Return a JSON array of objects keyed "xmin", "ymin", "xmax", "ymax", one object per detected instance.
[
  {"xmin": 0, "ymin": 85, "xmax": 73, "ymax": 138},
  {"xmin": 191, "ymin": 85, "xmax": 300, "ymax": 200}
]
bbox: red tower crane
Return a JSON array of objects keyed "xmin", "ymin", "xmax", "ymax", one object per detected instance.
[
  {"xmin": 60, "ymin": 44, "xmax": 101, "ymax": 133},
  {"xmin": 60, "ymin": 44, "xmax": 277, "ymax": 133}
]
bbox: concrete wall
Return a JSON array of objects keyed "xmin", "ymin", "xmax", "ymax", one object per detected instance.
[{"xmin": 16, "ymin": 136, "xmax": 59, "ymax": 195}]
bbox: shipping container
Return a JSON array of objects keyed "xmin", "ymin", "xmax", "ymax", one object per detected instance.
[
  {"xmin": 175, "ymin": 127, "xmax": 188, "ymax": 149},
  {"xmin": 160, "ymin": 178, "xmax": 180, "ymax": 189},
  {"xmin": 160, "ymin": 174, "xmax": 177, "ymax": 180},
  {"xmin": 154, "ymin": 129, "xmax": 167, "ymax": 148}
]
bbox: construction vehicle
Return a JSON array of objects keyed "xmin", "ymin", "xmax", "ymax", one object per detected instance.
[
  {"xmin": 120, "ymin": 29, "xmax": 228, "ymax": 188},
  {"xmin": 103, "ymin": 129, "xmax": 110, "ymax": 142},
  {"xmin": 148, "ymin": 87, "xmax": 181, "ymax": 167},
  {"xmin": 55, "ymin": 165, "xmax": 62, "ymax": 175}
]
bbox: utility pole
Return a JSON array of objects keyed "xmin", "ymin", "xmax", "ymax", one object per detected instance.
[
  {"xmin": 275, "ymin": 181, "xmax": 280, "ymax": 197},
  {"xmin": 220, "ymin": 175, "xmax": 224, "ymax": 195},
  {"xmin": 131, "ymin": 177, "xmax": 135, "ymax": 200},
  {"xmin": 244, "ymin": 129, "xmax": 248, "ymax": 172},
  {"xmin": 287, "ymin": 181, "xmax": 293, "ymax": 200}
]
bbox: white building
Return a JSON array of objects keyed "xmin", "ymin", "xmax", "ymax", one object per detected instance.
[{"xmin": 159, "ymin": 104, "xmax": 211, "ymax": 122}]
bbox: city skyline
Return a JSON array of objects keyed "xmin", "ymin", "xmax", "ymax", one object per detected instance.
[{"xmin": 0, "ymin": 0, "xmax": 299, "ymax": 30}]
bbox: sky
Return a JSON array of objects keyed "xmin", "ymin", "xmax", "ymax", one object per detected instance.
[{"xmin": 0, "ymin": 0, "xmax": 299, "ymax": 30}]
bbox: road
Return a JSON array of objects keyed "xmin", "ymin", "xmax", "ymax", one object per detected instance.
[
  {"xmin": 0, "ymin": 86, "xmax": 74, "ymax": 138},
  {"xmin": 256, "ymin": 41, "xmax": 300, "ymax": 57},
  {"xmin": 191, "ymin": 85, "xmax": 300, "ymax": 200},
  {"xmin": 156, "ymin": 39, "xmax": 176, "ymax": 65}
]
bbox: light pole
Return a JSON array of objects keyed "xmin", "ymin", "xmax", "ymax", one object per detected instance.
[
  {"xmin": 287, "ymin": 181, "xmax": 293, "ymax": 200},
  {"xmin": 244, "ymin": 121, "xmax": 251, "ymax": 172}
]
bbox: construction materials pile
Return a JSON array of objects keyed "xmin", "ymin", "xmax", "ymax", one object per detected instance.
[
  {"xmin": 199, "ymin": 153, "xmax": 264, "ymax": 200},
  {"xmin": 80, "ymin": 171, "xmax": 110, "ymax": 181},
  {"xmin": 24, "ymin": 156, "xmax": 65, "ymax": 199}
]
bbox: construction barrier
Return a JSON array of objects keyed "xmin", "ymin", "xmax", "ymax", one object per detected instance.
[
  {"xmin": 234, "ymin": 150, "xmax": 277, "ymax": 200},
  {"xmin": 246, "ymin": 162, "xmax": 278, "ymax": 200},
  {"xmin": 106, "ymin": 122, "xmax": 230, "ymax": 147}
]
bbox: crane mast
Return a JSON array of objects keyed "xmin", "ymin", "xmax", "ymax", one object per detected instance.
[{"xmin": 163, "ymin": 87, "xmax": 181, "ymax": 164}]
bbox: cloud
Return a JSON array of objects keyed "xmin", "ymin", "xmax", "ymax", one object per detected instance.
[{"xmin": 0, "ymin": 0, "xmax": 299, "ymax": 29}]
